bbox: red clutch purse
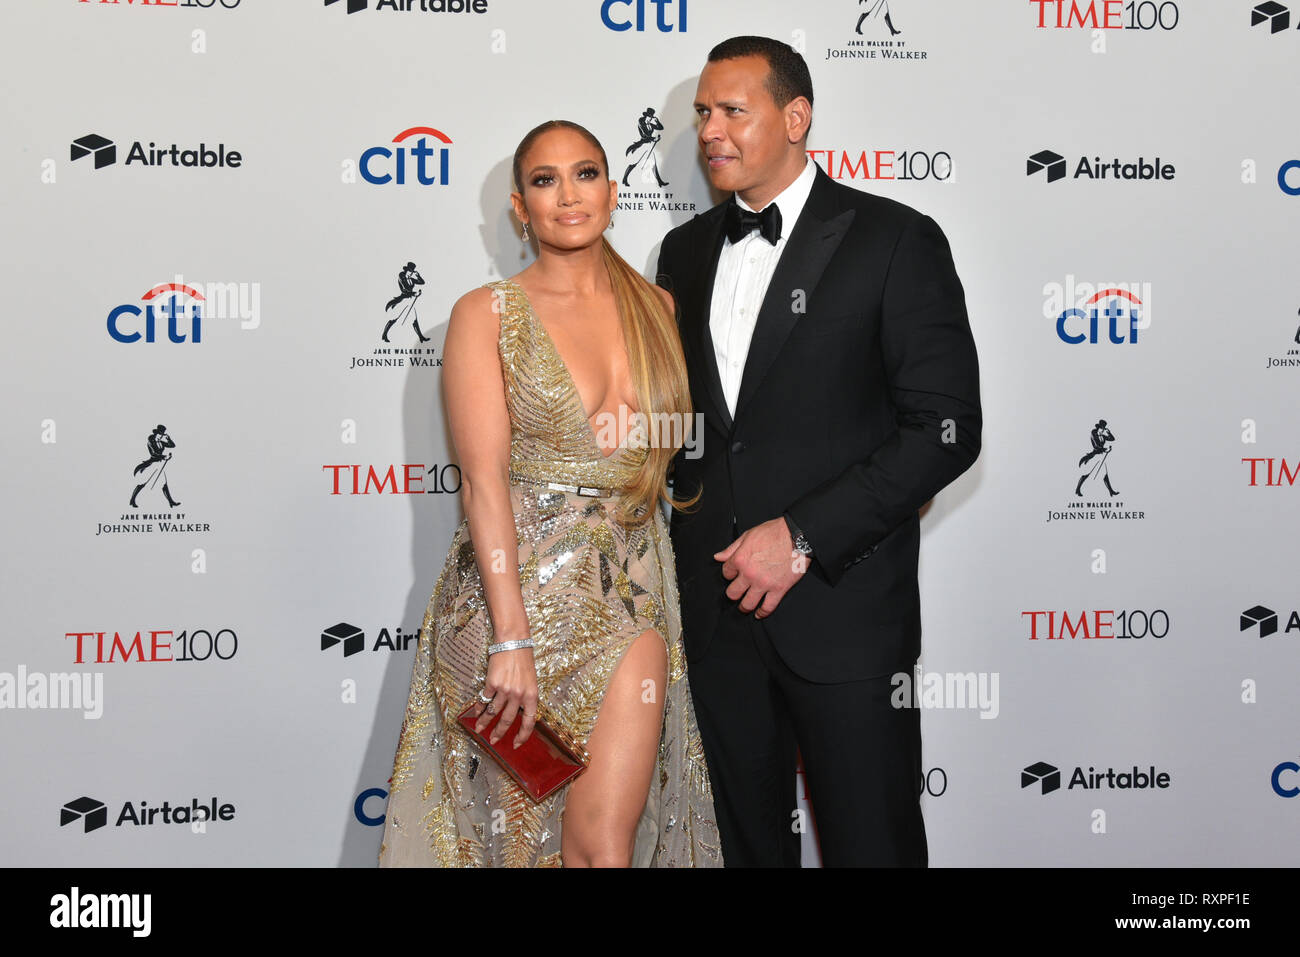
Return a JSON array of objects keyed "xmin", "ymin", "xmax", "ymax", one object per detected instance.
[{"xmin": 456, "ymin": 702, "xmax": 588, "ymax": 802}]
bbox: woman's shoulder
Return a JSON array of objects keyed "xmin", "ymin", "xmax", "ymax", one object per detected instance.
[{"xmin": 449, "ymin": 281, "xmax": 513, "ymax": 326}]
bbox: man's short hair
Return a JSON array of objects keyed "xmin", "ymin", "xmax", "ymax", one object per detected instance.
[{"xmin": 707, "ymin": 35, "xmax": 814, "ymax": 115}]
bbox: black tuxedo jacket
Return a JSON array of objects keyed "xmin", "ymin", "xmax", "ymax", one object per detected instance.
[{"xmin": 656, "ymin": 164, "xmax": 981, "ymax": 682}]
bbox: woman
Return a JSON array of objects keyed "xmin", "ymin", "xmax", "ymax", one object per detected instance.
[{"xmin": 378, "ymin": 120, "xmax": 722, "ymax": 867}]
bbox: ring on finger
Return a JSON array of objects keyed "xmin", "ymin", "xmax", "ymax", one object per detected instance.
[{"xmin": 477, "ymin": 690, "xmax": 492, "ymax": 703}]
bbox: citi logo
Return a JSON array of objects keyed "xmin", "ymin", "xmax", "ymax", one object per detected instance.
[
  {"xmin": 1054, "ymin": 288, "xmax": 1144, "ymax": 345},
  {"xmin": 1027, "ymin": 149, "xmax": 1174, "ymax": 183},
  {"xmin": 1252, "ymin": 2, "xmax": 1299, "ymax": 32},
  {"xmin": 1279, "ymin": 160, "xmax": 1300, "ymax": 195},
  {"xmin": 601, "ymin": 0, "xmax": 687, "ymax": 32},
  {"xmin": 321, "ymin": 622, "xmax": 418, "ymax": 656},
  {"xmin": 1043, "ymin": 275, "xmax": 1152, "ymax": 344},
  {"xmin": 1022, "ymin": 762, "xmax": 1171, "ymax": 793},
  {"xmin": 107, "ymin": 283, "xmax": 203, "ymax": 344},
  {"xmin": 1274, "ymin": 761, "xmax": 1299, "ymax": 797},
  {"xmin": 359, "ymin": 127, "xmax": 452, "ymax": 186},
  {"xmin": 355, "ymin": 785, "xmax": 389, "ymax": 825},
  {"xmin": 1240, "ymin": 605, "xmax": 1300, "ymax": 636}
]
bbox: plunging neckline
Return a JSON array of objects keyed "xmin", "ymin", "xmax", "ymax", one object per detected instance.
[{"xmin": 506, "ymin": 278, "xmax": 636, "ymax": 462}]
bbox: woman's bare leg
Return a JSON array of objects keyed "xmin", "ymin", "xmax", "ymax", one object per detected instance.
[{"xmin": 561, "ymin": 627, "xmax": 668, "ymax": 867}]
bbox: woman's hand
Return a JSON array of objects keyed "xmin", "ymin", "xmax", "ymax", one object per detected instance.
[{"xmin": 472, "ymin": 647, "xmax": 539, "ymax": 748}]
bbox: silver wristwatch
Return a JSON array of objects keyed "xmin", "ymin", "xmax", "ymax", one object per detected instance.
[{"xmin": 783, "ymin": 513, "xmax": 813, "ymax": 557}]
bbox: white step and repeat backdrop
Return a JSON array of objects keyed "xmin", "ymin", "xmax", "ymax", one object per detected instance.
[{"xmin": 2, "ymin": 0, "xmax": 1297, "ymax": 867}]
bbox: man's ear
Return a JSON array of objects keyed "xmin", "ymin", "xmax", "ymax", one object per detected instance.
[{"xmin": 785, "ymin": 97, "xmax": 812, "ymax": 144}]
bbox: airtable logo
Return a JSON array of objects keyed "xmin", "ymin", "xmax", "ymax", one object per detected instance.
[
  {"xmin": 61, "ymin": 794, "xmax": 236, "ymax": 830},
  {"xmin": 1252, "ymin": 2, "xmax": 1300, "ymax": 32},
  {"xmin": 1022, "ymin": 762, "xmax": 1060, "ymax": 793},
  {"xmin": 1028, "ymin": 148, "xmax": 1174, "ymax": 183},
  {"xmin": 1022, "ymin": 761, "xmax": 1172, "ymax": 793},
  {"xmin": 1240, "ymin": 605, "xmax": 1300, "ymax": 636},
  {"xmin": 62, "ymin": 797, "xmax": 108, "ymax": 832},
  {"xmin": 1027, "ymin": 150, "xmax": 1066, "ymax": 182},
  {"xmin": 325, "ymin": 0, "xmax": 489, "ymax": 16},
  {"xmin": 320, "ymin": 622, "xmax": 418, "ymax": 656},
  {"xmin": 71, "ymin": 134, "xmax": 115, "ymax": 169},
  {"xmin": 70, "ymin": 133, "xmax": 242, "ymax": 171}
]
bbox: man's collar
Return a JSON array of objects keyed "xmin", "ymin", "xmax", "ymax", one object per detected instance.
[{"xmin": 734, "ymin": 155, "xmax": 816, "ymax": 233}]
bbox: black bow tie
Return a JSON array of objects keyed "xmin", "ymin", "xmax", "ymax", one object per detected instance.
[{"xmin": 724, "ymin": 200, "xmax": 782, "ymax": 246}]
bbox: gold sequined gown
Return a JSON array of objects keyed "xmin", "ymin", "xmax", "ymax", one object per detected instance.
[{"xmin": 378, "ymin": 278, "xmax": 722, "ymax": 867}]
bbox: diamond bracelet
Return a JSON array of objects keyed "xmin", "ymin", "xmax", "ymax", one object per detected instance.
[{"xmin": 487, "ymin": 639, "xmax": 534, "ymax": 655}]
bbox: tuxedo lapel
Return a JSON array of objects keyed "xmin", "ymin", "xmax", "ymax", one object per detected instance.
[
  {"xmin": 689, "ymin": 207, "xmax": 733, "ymax": 434},
  {"xmin": 734, "ymin": 168, "xmax": 855, "ymax": 421}
]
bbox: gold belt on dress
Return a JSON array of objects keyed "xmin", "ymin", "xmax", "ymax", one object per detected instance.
[{"xmin": 510, "ymin": 472, "xmax": 614, "ymax": 498}]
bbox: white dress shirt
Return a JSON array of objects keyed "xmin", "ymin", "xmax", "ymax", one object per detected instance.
[{"xmin": 709, "ymin": 155, "xmax": 817, "ymax": 417}]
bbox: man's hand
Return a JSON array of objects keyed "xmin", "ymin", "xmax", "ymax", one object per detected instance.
[{"xmin": 714, "ymin": 517, "xmax": 810, "ymax": 619}]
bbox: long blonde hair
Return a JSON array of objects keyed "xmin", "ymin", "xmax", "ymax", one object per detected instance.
[{"xmin": 512, "ymin": 120, "xmax": 699, "ymax": 526}]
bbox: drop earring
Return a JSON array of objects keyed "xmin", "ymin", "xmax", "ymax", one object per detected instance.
[
  {"xmin": 607, "ymin": 212, "xmax": 615, "ymax": 230},
  {"xmin": 521, "ymin": 221, "xmax": 529, "ymax": 242}
]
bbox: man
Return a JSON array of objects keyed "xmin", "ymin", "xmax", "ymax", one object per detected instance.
[{"xmin": 656, "ymin": 36, "xmax": 981, "ymax": 866}]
